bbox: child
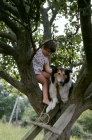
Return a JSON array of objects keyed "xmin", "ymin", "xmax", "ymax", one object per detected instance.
[{"xmin": 32, "ymin": 40, "xmax": 57, "ymax": 105}]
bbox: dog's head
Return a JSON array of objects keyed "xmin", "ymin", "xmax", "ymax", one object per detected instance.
[{"xmin": 54, "ymin": 67, "xmax": 72, "ymax": 86}]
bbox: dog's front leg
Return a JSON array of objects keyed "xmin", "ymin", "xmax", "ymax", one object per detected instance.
[
  {"xmin": 49, "ymin": 83, "xmax": 58, "ymax": 111},
  {"xmin": 51, "ymin": 97, "xmax": 58, "ymax": 109},
  {"xmin": 46, "ymin": 101, "xmax": 53, "ymax": 113}
]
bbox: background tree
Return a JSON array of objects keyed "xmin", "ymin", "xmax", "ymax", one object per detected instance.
[
  {"xmin": 0, "ymin": 0, "xmax": 92, "ymax": 139},
  {"xmin": 0, "ymin": 83, "xmax": 17, "ymax": 119},
  {"xmin": 0, "ymin": 81, "xmax": 30, "ymax": 122}
]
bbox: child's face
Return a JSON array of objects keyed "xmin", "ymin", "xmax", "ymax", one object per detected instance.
[{"xmin": 42, "ymin": 48, "xmax": 52, "ymax": 56}]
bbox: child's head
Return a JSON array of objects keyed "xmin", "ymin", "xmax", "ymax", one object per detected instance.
[{"xmin": 42, "ymin": 39, "xmax": 57, "ymax": 53}]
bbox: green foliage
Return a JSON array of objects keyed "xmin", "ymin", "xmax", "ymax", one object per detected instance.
[
  {"xmin": 0, "ymin": 22, "xmax": 8, "ymax": 32},
  {"xmin": 77, "ymin": 110, "xmax": 92, "ymax": 133},
  {"xmin": 52, "ymin": 32, "xmax": 84, "ymax": 66},
  {"xmin": 71, "ymin": 110, "xmax": 92, "ymax": 139},
  {"xmin": 0, "ymin": 84, "xmax": 17, "ymax": 119},
  {"xmin": 0, "ymin": 55, "xmax": 20, "ymax": 80},
  {"xmin": 71, "ymin": 122, "xmax": 85, "ymax": 137},
  {"xmin": 0, "ymin": 0, "xmax": 85, "ymax": 82},
  {"xmin": 71, "ymin": 122, "xmax": 92, "ymax": 139},
  {"xmin": 52, "ymin": 0, "xmax": 67, "ymax": 13},
  {"xmin": 0, "ymin": 2, "xmax": 91, "ymax": 139},
  {"xmin": 51, "ymin": 1, "xmax": 84, "ymax": 70},
  {"xmin": 0, "ymin": 81, "xmax": 39, "ymax": 124},
  {"xmin": 22, "ymin": 105, "xmax": 38, "ymax": 122},
  {"xmin": 0, "ymin": 81, "xmax": 31, "ymax": 121}
]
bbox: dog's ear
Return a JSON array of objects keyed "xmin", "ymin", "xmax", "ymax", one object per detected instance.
[
  {"xmin": 50, "ymin": 65, "xmax": 57, "ymax": 83},
  {"xmin": 65, "ymin": 69, "xmax": 72, "ymax": 73},
  {"xmin": 51, "ymin": 65, "xmax": 57, "ymax": 73}
]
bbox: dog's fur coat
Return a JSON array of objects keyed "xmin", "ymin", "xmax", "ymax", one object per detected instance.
[{"xmin": 46, "ymin": 66, "xmax": 73, "ymax": 113}]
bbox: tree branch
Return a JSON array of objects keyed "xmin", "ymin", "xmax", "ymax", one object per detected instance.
[
  {"xmin": 0, "ymin": 41, "xmax": 16, "ymax": 57},
  {"xmin": 78, "ymin": 0, "xmax": 92, "ymax": 68},
  {"xmin": 83, "ymin": 95, "xmax": 92, "ymax": 111},
  {"xmin": 0, "ymin": 70, "xmax": 27, "ymax": 94},
  {"xmin": 0, "ymin": 0, "xmax": 20, "ymax": 18},
  {"xmin": 41, "ymin": 7, "xmax": 51, "ymax": 39},
  {"xmin": 0, "ymin": 31, "xmax": 17, "ymax": 42},
  {"xmin": 84, "ymin": 82, "xmax": 92, "ymax": 98},
  {"xmin": 50, "ymin": 9, "xmax": 57, "ymax": 25},
  {"xmin": 11, "ymin": 0, "xmax": 28, "ymax": 23},
  {"xmin": 48, "ymin": 0, "xmax": 64, "ymax": 25},
  {"xmin": 0, "ymin": 10, "xmax": 19, "ymax": 35},
  {"xmin": 71, "ymin": 63, "xmax": 92, "ymax": 103}
]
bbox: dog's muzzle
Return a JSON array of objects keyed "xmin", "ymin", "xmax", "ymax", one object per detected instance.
[{"xmin": 58, "ymin": 79, "xmax": 64, "ymax": 85}]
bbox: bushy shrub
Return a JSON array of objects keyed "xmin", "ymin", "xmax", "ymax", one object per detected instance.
[
  {"xmin": 77, "ymin": 109, "xmax": 92, "ymax": 133},
  {"xmin": 2, "ymin": 115, "xmax": 7, "ymax": 123},
  {"xmin": 71, "ymin": 122, "xmax": 92, "ymax": 139},
  {"xmin": 21, "ymin": 105, "xmax": 38, "ymax": 127},
  {"xmin": 71, "ymin": 122, "xmax": 84, "ymax": 137}
]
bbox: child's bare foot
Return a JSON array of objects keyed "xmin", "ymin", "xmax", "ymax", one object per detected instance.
[{"xmin": 43, "ymin": 99, "xmax": 50, "ymax": 105}]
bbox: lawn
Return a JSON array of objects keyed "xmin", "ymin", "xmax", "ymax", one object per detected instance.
[
  {"xmin": 0, "ymin": 121, "xmax": 86, "ymax": 140},
  {"xmin": 0, "ymin": 121, "xmax": 30, "ymax": 140},
  {"xmin": 0, "ymin": 121, "xmax": 44, "ymax": 140}
]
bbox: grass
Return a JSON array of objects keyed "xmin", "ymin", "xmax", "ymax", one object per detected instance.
[
  {"xmin": 0, "ymin": 121, "xmax": 30, "ymax": 140},
  {"xmin": 0, "ymin": 120, "xmax": 44, "ymax": 140},
  {"xmin": 0, "ymin": 121, "xmax": 88, "ymax": 140}
]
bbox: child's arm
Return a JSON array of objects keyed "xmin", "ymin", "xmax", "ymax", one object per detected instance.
[{"xmin": 44, "ymin": 61, "xmax": 52, "ymax": 74}]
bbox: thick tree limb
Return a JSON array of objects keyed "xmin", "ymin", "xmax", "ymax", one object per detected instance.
[
  {"xmin": 11, "ymin": 0, "xmax": 28, "ymax": 23},
  {"xmin": 83, "ymin": 96, "xmax": 92, "ymax": 111},
  {"xmin": 50, "ymin": 9, "xmax": 57, "ymax": 25},
  {"xmin": 0, "ymin": 31, "xmax": 17, "ymax": 42},
  {"xmin": 48, "ymin": 0, "xmax": 65, "ymax": 25},
  {"xmin": 41, "ymin": 7, "xmax": 51, "ymax": 39},
  {"xmin": 0, "ymin": 0, "xmax": 20, "ymax": 18},
  {"xmin": 71, "ymin": 63, "xmax": 92, "ymax": 103},
  {"xmin": 0, "ymin": 12, "xmax": 19, "ymax": 35},
  {"xmin": 48, "ymin": 0, "xmax": 57, "ymax": 25},
  {"xmin": 84, "ymin": 82, "xmax": 92, "ymax": 98},
  {"xmin": 84, "ymin": 93, "xmax": 92, "ymax": 100},
  {"xmin": 0, "ymin": 70, "xmax": 27, "ymax": 94},
  {"xmin": 0, "ymin": 41, "xmax": 16, "ymax": 57},
  {"xmin": 41, "ymin": 0, "xmax": 66, "ymax": 39},
  {"xmin": 78, "ymin": 0, "xmax": 92, "ymax": 68}
]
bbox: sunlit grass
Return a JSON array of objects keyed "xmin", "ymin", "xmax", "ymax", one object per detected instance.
[
  {"xmin": 0, "ymin": 120, "xmax": 86, "ymax": 140},
  {"xmin": 0, "ymin": 120, "xmax": 44, "ymax": 140},
  {"xmin": 0, "ymin": 121, "xmax": 30, "ymax": 140}
]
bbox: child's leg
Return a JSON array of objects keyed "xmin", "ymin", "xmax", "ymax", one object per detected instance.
[
  {"xmin": 36, "ymin": 74, "xmax": 50, "ymax": 105},
  {"xmin": 41, "ymin": 71, "xmax": 50, "ymax": 80}
]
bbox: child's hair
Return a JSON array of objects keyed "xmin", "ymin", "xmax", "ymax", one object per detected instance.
[{"xmin": 42, "ymin": 39, "xmax": 57, "ymax": 53}]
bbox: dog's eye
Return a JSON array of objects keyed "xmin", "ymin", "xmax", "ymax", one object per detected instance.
[{"xmin": 58, "ymin": 73, "xmax": 60, "ymax": 75}]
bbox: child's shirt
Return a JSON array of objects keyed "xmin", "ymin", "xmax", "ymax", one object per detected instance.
[{"xmin": 32, "ymin": 49, "xmax": 48, "ymax": 74}]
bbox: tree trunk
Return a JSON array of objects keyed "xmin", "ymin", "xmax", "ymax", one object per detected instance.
[{"xmin": 14, "ymin": 30, "xmax": 44, "ymax": 114}]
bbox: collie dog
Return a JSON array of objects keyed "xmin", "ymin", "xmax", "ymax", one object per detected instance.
[{"xmin": 46, "ymin": 66, "xmax": 73, "ymax": 113}]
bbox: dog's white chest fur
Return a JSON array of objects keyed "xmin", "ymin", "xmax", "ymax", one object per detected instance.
[
  {"xmin": 46, "ymin": 82, "xmax": 58, "ymax": 113},
  {"xmin": 49, "ymin": 82, "xmax": 57, "ymax": 99},
  {"xmin": 59, "ymin": 79, "xmax": 72, "ymax": 103}
]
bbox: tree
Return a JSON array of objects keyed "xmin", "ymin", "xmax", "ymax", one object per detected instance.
[
  {"xmin": 0, "ymin": 84, "xmax": 17, "ymax": 119},
  {"xmin": 0, "ymin": 0, "xmax": 92, "ymax": 140}
]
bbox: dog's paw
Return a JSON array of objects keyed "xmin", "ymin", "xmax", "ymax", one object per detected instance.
[
  {"xmin": 51, "ymin": 98, "xmax": 58, "ymax": 109},
  {"xmin": 46, "ymin": 101, "xmax": 53, "ymax": 113}
]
